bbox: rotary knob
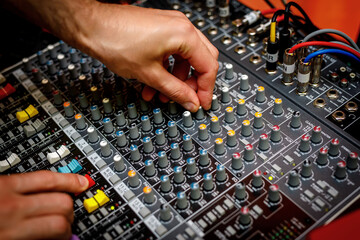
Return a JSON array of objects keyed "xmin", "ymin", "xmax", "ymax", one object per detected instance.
[
  {"xmin": 299, "ymin": 134, "xmax": 311, "ymax": 152},
  {"xmin": 272, "ymin": 98, "xmax": 283, "ymax": 115},
  {"xmin": 159, "ymin": 204, "xmax": 172, "ymax": 222},
  {"xmin": 310, "ymin": 126, "xmax": 322, "ymax": 144},
  {"xmin": 210, "ymin": 116, "xmax": 221, "ymax": 133},
  {"xmin": 141, "ymin": 115, "xmax": 151, "ymax": 132},
  {"xmin": 190, "ymin": 182, "xmax": 201, "ymax": 200},
  {"xmin": 268, "ymin": 184, "xmax": 281, "ymax": 203},
  {"xmin": 235, "ymin": 183, "xmax": 247, "ymax": 201},
  {"xmin": 300, "ymin": 159, "xmax": 313, "ymax": 178},
  {"xmin": 130, "ymin": 144, "xmax": 141, "ymax": 162},
  {"xmin": 258, "ymin": 133, "xmax": 270, "ymax": 151},
  {"xmin": 167, "ymin": 121, "xmax": 179, "ymax": 138},
  {"xmin": 290, "ymin": 111, "xmax": 301, "ymax": 128},
  {"xmin": 253, "ymin": 112, "xmax": 264, "ymax": 129},
  {"xmin": 211, "ymin": 94, "xmax": 220, "ymax": 111},
  {"xmin": 127, "ymin": 103, "xmax": 138, "ymax": 119},
  {"xmin": 90, "ymin": 105, "xmax": 101, "ymax": 121},
  {"xmin": 243, "ymin": 144, "xmax": 255, "ymax": 162},
  {"xmin": 100, "ymin": 140, "xmax": 112, "ymax": 157},
  {"xmin": 186, "ymin": 158, "xmax": 197, "ymax": 175},
  {"xmin": 328, "ymin": 138, "xmax": 340, "ymax": 156},
  {"xmin": 251, "ymin": 170, "xmax": 263, "ymax": 189},
  {"xmin": 183, "ymin": 135, "xmax": 194, "ymax": 152},
  {"xmin": 287, "ymin": 170, "xmax": 300, "ymax": 188},
  {"xmin": 144, "ymin": 159, "xmax": 156, "ymax": 177},
  {"xmin": 195, "ymin": 106, "xmax": 205, "ymax": 120},
  {"xmin": 270, "ymin": 125, "xmax": 281, "ymax": 142},
  {"xmin": 160, "ymin": 175, "xmax": 171, "ymax": 193},
  {"xmin": 232, "ymin": 152, "xmax": 243, "ymax": 170},
  {"xmin": 176, "ymin": 192, "xmax": 188, "ymax": 210},
  {"xmin": 155, "ymin": 129, "xmax": 166, "ymax": 146},
  {"xmin": 116, "ymin": 130, "xmax": 128, "ymax": 148},
  {"xmin": 143, "ymin": 186, "xmax": 155, "ymax": 204},
  {"xmin": 240, "ymin": 74, "xmax": 250, "ymax": 91},
  {"xmin": 241, "ymin": 120, "xmax": 252, "ymax": 137},
  {"xmin": 215, "ymin": 164, "xmax": 227, "ymax": 182},
  {"xmin": 198, "ymin": 124, "xmax": 209, "ymax": 141},
  {"xmin": 316, "ymin": 147, "xmax": 329, "ymax": 166},
  {"xmin": 203, "ymin": 173, "xmax": 214, "ymax": 191},
  {"xmin": 113, "ymin": 154, "xmax": 125, "ymax": 172},
  {"xmin": 173, "ymin": 166, "xmax": 185, "ymax": 184},
  {"xmin": 236, "ymin": 99, "xmax": 247, "ymax": 116},
  {"xmin": 182, "ymin": 111, "xmax": 194, "ymax": 128},
  {"xmin": 142, "ymin": 137, "xmax": 154, "ymax": 154},
  {"xmin": 170, "ymin": 143, "xmax": 181, "ymax": 160},
  {"xmin": 199, "ymin": 149, "xmax": 210, "ymax": 166},
  {"xmin": 225, "ymin": 107, "xmax": 235, "ymax": 123},
  {"xmin": 128, "ymin": 170, "xmax": 140, "ymax": 188},
  {"xmin": 239, "ymin": 206, "xmax": 251, "ymax": 226},
  {"xmin": 334, "ymin": 160, "xmax": 347, "ymax": 180},
  {"xmin": 346, "ymin": 152, "xmax": 359, "ymax": 170},
  {"xmin": 157, "ymin": 151, "xmax": 169, "ymax": 169},
  {"xmin": 255, "ymin": 86, "xmax": 266, "ymax": 103},
  {"xmin": 115, "ymin": 110, "xmax": 127, "ymax": 128},
  {"xmin": 226, "ymin": 130, "xmax": 237, "ymax": 147}
]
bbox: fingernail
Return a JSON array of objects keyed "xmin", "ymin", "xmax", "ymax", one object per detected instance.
[
  {"xmin": 78, "ymin": 175, "xmax": 89, "ymax": 189},
  {"xmin": 183, "ymin": 102, "xmax": 198, "ymax": 112}
]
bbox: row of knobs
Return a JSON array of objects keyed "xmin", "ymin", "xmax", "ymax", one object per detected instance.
[
  {"xmin": 24, "ymin": 42, "xmax": 104, "ymax": 79},
  {"xmin": 287, "ymin": 151, "xmax": 359, "ymax": 187},
  {"xmin": 207, "ymin": 87, "xmax": 282, "ymax": 117},
  {"xmin": 114, "ymin": 151, "xmax": 229, "ymax": 211},
  {"xmin": 234, "ymin": 171, "xmax": 281, "ymax": 227}
]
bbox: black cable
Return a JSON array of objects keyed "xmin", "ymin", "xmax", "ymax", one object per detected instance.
[
  {"xmin": 284, "ymin": 2, "xmax": 315, "ymax": 30},
  {"xmin": 264, "ymin": 0, "xmax": 276, "ymax": 9},
  {"xmin": 271, "ymin": 9, "xmax": 284, "ymax": 22}
]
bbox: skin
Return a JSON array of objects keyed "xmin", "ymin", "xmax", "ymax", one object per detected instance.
[
  {"xmin": 1, "ymin": 0, "xmax": 219, "ymax": 239},
  {"xmin": 0, "ymin": 171, "xmax": 88, "ymax": 239}
]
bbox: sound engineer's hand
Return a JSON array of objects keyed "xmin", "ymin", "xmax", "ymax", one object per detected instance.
[
  {"xmin": 1, "ymin": 0, "xmax": 219, "ymax": 112},
  {"xmin": 0, "ymin": 171, "xmax": 88, "ymax": 240},
  {"xmin": 83, "ymin": 4, "xmax": 219, "ymax": 112}
]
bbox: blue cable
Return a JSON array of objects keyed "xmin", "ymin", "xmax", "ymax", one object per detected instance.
[{"xmin": 304, "ymin": 49, "xmax": 360, "ymax": 63}]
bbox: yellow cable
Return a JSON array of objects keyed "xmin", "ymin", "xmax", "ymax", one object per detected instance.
[{"xmin": 270, "ymin": 22, "xmax": 276, "ymax": 43}]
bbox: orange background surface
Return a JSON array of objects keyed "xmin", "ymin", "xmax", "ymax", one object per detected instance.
[{"xmin": 239, "ymin": 0, "xmax": 360, "ymax": 42}]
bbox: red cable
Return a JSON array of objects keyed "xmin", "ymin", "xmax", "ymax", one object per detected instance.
[
  {"xmin": 288, "ymin": 41, "xmax": 360, "ymax": 59},
  {"xmin": 261, "ymin": 9, "xmax": 281, "ymax": 15}
]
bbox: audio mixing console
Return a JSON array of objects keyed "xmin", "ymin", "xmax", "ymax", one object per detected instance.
[{"xmin": 0, "ymin": 0, "xmax": 359, "ymax": 239}]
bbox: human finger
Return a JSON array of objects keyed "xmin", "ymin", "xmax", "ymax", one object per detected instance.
[
  {"xmin": 174, "ymin": 28, "xmax": 218, "ymax": 110},
  {"xmin": 158, "ymin": 77, "xmax": 198, "ymax": 103},
  {"xmin": 142, "ymin": 85, "xmax": 157, "ymax": 101},
  {"xmin": 23, "ymin": 192, "xmax": 74, "ymax": 223},
  {"xmin": 143, "ymin": 64, "xmax": 200, "ymax": 112},
  {"xmin": 8, "ymin": 171, "xmax": 88, "ymax": 194}
]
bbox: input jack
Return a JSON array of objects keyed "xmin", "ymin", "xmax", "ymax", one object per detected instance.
[
  {"xmin": 195, "ymin": 19, "xmax": 205, "ymax": 27},
  {"xmin": 221, "ymin": 36, "xmax": 232, "ymax": 45},
  {"xmin": 313, "ymin": 98, "xmax": 326, "ymax": 108},
  {"xmin": 207, "ymin": 26, "xmax": 218, "ymax": 36},
  {"xmin": 332, "ymin": 111, "xmax": 346, "ymax": 122},
  {"xmin": 249, "ymin": 55, "xmax": 262, "ymax": 64},
  {"xmin": 184, "ymin": 10, "xmax": 192, "ymax": 18},
  {"xmin": 326, "ymin": 89, "xmax": 339, "ymax": 100},
  {"xmin": 344, "ymin": 101, "xmax": 358, "ymax": 112},
  {"xmin": 172, "ymin": 3, "xmax": 180, "ymax": 10},
  {"xmin": 234, "ymin": 45, "xmax": 246, "ymax": 55}
]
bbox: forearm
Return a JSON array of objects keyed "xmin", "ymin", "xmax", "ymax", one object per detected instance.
[{"xmin": 1, "ymin": 0, "xmax": 98, "ymax": 53}]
